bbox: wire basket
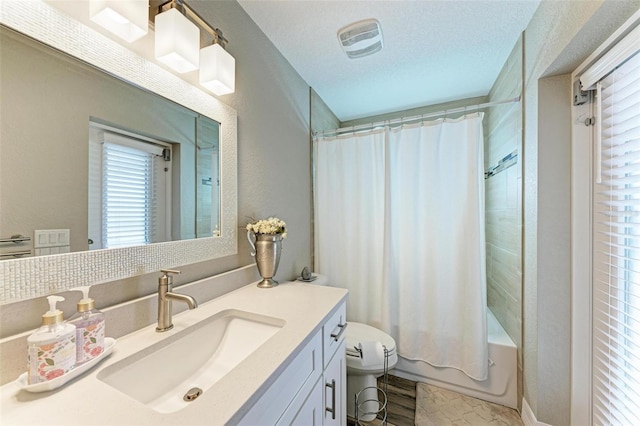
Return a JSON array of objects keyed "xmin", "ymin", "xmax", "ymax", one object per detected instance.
[{"xmin": 354, "ymin": 346, "xmax": 390, "ymax": 425}]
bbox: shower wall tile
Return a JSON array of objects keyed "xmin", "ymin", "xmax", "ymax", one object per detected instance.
[
  {"xmin": 506, "ymin": 167, "xmax": 519, "ymax": 209},
  {"xmin": 486, "ymin": 172, "xmax": 508, "ymax": 211},
  {"xmin": 484, "ymin": 34, "xmax": 523, "ymax": 410},
  {"xmin": 487, "ymin": 267, "xmax": 522, "ymax": 365},
  {"xmin": 486, "ymin": 210, "xmax": 520, "ymax": 254},
  {"xmin": 491, "ymin": 246, "xmax": 521, "ymax": 297},
  {"xmin": 487, "ymin": 282, "xmax": 506, "ymax": 313},
  {"xmin": 485, "ymin": 110, "xmax": 521, "ymax": 168}
]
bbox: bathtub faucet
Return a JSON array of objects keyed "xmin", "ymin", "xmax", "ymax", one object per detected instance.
[{"xmin": 156, "ymin": 269, "xmax": 198, "ymax": 332}]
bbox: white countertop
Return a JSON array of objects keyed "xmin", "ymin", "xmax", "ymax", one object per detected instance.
[{"xmin": 0, "ymin": 279, "xmax": 348, "ymax": 425}]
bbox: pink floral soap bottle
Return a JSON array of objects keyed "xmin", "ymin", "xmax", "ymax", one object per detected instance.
[
  {"xmin": 27, "ymin": 296, "xmax": 77, "ymax": 384},
  {"xmin": 68, "ymin": 286, "xmax": 105, "ymax": 365}
]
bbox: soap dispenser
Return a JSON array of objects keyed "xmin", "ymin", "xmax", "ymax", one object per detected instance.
[
  {"xmin": 27, "ymin": 296, "xmax": 77, "ymax": 384},
  {"xmin": 68, "ymin": 286, "xmax": 105, "ymax": 365}
]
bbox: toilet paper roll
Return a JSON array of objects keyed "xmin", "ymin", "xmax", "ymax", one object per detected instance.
[{"xmin": 358, "ymin": 341, "xmax": 384, "ymax": 368}]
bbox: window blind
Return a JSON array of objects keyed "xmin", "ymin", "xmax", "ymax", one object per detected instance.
[
  {"xmin": 592, "ymin": 50, "xmax": 640, "ymax": 425},
  {"xmin": 101, "ymin": 134, "xmax": 165, "ymax": 249},
  {"xmin": 580, "ymin": 24, "xmax": 640, "ymax": 91}
]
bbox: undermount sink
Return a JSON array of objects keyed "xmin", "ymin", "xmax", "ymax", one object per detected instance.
[{"xmin": 97, "ymin": 309, "xmax": 285, "ymax": 413}]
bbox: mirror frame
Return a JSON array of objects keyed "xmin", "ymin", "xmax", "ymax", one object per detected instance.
[{"xmin": 0, "ymin": 0, "xmax": 237, "ymax": 305}]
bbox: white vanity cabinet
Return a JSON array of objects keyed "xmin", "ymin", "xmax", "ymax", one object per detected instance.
[{"xmin": 239, "ymin": 300, "xmax": 347, "ymax": 425}]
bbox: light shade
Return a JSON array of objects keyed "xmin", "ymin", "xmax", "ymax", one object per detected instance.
[
  {"xmin": 155, "ymin": 8, "xmax": 200, "ymax": 73},
  {"xmin": 199, "ymin": 44, "xmax": 236, "ymax": 95},
  {"xmin": 89, "ymin": 0, "xmax": 148, "ymax": 43}
]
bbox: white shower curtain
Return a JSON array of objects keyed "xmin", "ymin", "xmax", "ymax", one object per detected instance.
[{"xmin": 314, "ymin": 113, "xmax": 488, "ymax": 380}]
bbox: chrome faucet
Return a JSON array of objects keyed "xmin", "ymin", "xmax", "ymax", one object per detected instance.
[{"xmin": 156, "ymin": 269, "xmax": 198, "ymax": 332}]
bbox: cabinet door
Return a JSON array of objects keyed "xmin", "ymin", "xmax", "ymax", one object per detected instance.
[
  {"xmin": 241, "ymin": 331, "xmax": 322, "ymax": 425},
  {"xmin": 323, "ymin": 340, "xmax": 346, "ymax": 426},
  {"xmin": 289, "ymin": 377, "xmax": 323, "ymax": 426}
]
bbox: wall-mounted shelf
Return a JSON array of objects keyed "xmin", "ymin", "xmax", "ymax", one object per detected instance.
[{"xmin": 0, "ymin": 250, "xmax": 31, "ymax": 259}]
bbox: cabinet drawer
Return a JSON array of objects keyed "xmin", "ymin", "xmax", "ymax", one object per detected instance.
[{"xmin": 323, "ymin": 302, "xmax": 347, "ymax": 367}]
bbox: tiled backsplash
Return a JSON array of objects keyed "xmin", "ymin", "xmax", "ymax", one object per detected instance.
[{"xmin": 0, "ymin": 239, "xmax": 230, "ymax": 305}]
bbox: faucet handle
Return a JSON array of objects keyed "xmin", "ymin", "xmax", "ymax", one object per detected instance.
[{"xmin": 159, "ymin": 269, "xmax": 181, "ymax": 287}]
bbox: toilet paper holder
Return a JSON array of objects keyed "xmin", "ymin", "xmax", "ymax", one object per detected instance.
[{"xmin": 354, "ymin": 346, "xmax": 390, "ymax": 425}]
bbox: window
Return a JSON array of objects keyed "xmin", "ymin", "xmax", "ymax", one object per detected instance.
[
  {"xmin": 586, "ymin": 27, "xmax": 640, "ymax": 425},
  {"xmin": 88, "ymin": 125, "xmax": 171, "ymax": 249}
]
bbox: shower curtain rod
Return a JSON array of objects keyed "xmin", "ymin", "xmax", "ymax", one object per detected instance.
[{"xmin": 314, "ymin": 96, "xmax": 521, "ymax": 138}]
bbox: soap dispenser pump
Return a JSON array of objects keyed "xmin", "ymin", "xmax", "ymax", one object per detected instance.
[
  {"xmin": 27, "ymin": 295, "xmax": 77, "ymax": 384},
  {"xmin": 68, "ymin": 286, "xmax": 105, "ymax": 365}
]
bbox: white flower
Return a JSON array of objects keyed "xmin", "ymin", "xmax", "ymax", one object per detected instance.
[{"xmin": 246, "ymin": 217, "xmax": 287, "ymax": 237}]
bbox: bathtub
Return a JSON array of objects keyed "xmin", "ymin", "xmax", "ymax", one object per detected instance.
[{"xmin": 392, "ymin": 309, "xmax": 517, "ymax": 409}]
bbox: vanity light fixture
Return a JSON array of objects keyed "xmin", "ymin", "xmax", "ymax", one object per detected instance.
[
  {"xmin": 89, "ymin": 0, "xmax": 149, "ymax": 43},
  {"xmin": 154, "ymin": 2, "xmax": 200, "ymax": 73},
  {"xmin": 153, "ymin": 0, "xmax": 236, "ymax": 95}
]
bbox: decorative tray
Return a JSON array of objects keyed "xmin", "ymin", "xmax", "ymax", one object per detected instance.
[
  {"xmin": 296, "ymin": 275, "xmax": 318, "ymax": 282},
  {"xmin": 16, "ymin": 337, "xmax": 116, "ymax": 393}
]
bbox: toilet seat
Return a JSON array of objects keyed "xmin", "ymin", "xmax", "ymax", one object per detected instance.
[{"xmin": 345, "ymin": 322, "xmax": 397, "ymax": 373}]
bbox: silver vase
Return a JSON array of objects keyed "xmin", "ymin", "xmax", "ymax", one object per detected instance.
[{"xmin": 247, "ymin": 231, "xmax": 283, "ymax": 288}]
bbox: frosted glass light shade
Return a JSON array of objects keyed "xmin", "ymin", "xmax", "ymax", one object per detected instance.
[
  {"xmin": 200, "ymin": 44, "xmax": 236, "ymax": 95},
  {"xmin": 155, "ymin": 8, "xmax": 200, "ymax": 73},
  {"xmin": 89, "ymin": 0, "xmax": 148, "ymax": 43}
]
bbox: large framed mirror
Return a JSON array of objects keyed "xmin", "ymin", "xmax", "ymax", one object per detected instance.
[{"xmin": 0, "ymin": 0, "xmax": 238, "ymax": 305}]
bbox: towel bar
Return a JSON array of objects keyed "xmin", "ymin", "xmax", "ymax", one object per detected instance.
[
  {"xmin": 0, "ymin": 234, "xmax": 31, "ymax": 244},
  {"xmin": 0, "ymin": 250, "xmax": 31, "ymax": 258}
]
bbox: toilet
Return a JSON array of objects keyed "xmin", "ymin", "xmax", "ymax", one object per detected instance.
[{"xmin": 309, "ymin": 274, "xmax": 398, "ymax": 421}]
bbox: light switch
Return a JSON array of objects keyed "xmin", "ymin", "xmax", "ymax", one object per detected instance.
[
  {"xmin": 57, "ymin": 231, "xmax": 69, "ymax": 245},
  {"xmin": 34, "ymin": 229, "xmax": 71, "ymax": 248},
  {"xmin": 37, "ymin": 233, "xmax": 49, "ymax": 246}
]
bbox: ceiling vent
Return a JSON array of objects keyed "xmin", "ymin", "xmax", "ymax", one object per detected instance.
[{"xmin": 338, "ymin": 19, "xmax": 383, "ymax": 59}]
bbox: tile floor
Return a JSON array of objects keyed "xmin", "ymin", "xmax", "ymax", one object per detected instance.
[{"xmin": 414, "ymin": 382, "xmax": 523, "ymax": 426}]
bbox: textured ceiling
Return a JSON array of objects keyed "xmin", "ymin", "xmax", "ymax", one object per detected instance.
[{"xmin": 238, "ymin": 0, "xmax": 540, "ymax": 121}]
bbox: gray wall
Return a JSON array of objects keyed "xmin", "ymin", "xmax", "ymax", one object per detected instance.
[
  {"xmin": 536, "ymin": 73, "xmax": 572, "ymax": 425},
  {"xmin": 311, "ymin": 88, "xmax": 340, "ymax": 135}
]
